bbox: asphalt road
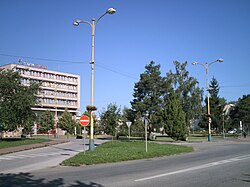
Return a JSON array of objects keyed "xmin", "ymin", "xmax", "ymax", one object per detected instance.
[
  {"xmin": 0, "ymin": 139, "xmax": 83, "ymax": 174},
  {"xmin": 0, "ymin": 138, "xmax": 108, "ymax": 174},
  {"xmin": 1, "ymin": 139, "xmax": 250, "ymax": 187}
]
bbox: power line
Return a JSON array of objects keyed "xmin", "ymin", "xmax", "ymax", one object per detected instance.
[
  {"xmin": 220, "ymin": 85, "xmax": 250, "ymax": 88},
  {"xmin": 0, "ymin": 53, "xmax": 87, "ymax": 64},
  {"xmin": 95, "ymin": 63, "xmax": 137, "ymax": 80},
  {"xmin": 0, "ymin": 53, "xmax": 138, "ymax": 80}
]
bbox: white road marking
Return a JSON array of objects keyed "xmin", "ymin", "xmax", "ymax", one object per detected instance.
[
  {"xmin": 0, "ymin": 157, "xmax": 12, "ymax": 160},
  {"xmin": 0, "ymin": 150, "xmax": 82, "ymax": 161},
  {"xmin": 135, "ymin": 154, "xmax": 250, "ymax": 182}
]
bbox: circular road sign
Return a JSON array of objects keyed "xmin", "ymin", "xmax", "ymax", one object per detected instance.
[
  {"xmin": 79, "ymin": 115, "xmax": 90, "ymax": 127},
  {"xmin": 208, "ymin": 117, "xmax": 212, "ymax": 123}
]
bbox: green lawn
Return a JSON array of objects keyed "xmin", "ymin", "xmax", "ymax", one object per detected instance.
[
  {"xmin": 62, "ymin": 140, "xmax": 193, "ymax": 166},
  {"xmin": 0, "ymin": 138, "xmax": 51, "ymax": 149}
]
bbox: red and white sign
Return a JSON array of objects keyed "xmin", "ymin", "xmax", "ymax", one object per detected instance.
[
  {"xmin": 208, "ymin": 117, "xmax": 212, "ymax": 123},
  {"xmin": 79, "ymin": 115, "xmax": 90, "ymax": 127}
]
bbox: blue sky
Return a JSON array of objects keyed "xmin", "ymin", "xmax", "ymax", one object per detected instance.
[{"xmin": 1, "ymin": 0, "xmax": 250, "ymax": 113}]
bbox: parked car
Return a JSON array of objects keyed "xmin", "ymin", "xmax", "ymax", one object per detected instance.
[{"xmin": 228, "ymin": 128, "xmax": 237, "ymax": 134}]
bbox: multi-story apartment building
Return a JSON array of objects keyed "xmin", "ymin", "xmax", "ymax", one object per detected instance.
[{"xmin": 0, "ymin": 63, "xmax": 81, "ymax": 121}]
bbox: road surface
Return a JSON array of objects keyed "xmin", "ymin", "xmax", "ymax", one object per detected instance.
[
  {"xmin": 0, "ymin": 138, "xmax": 107, "ymax": 174},
  {"xmin": 0, "ymin": 138, "xmax": 250, "ymax": 187}
]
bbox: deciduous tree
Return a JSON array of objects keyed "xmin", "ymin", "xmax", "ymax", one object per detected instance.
[
  {"xmin": 99, "ymin": 103, "xmax": 121, "ymax": 136},
  {"xmin": 166, "ymin": 61, "xmax": 203, "ymax": 129},
  {"xmin": 58, "ymin": 109, "xmax": 76, "ymax": 137},
  {"xmin": 39, "ymin": 110, "xmax": 54, "ymax": 133},
  {"xmin": 0, "ymin": 69, "xmax": 40, "ymax": 132},
  {"xmin": 231, "ymin": 95, "xmax": 250, "ymax": 129}
]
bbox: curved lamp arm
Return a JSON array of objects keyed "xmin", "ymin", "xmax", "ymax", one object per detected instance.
[
  {"xmin": 73, "ymin": 20, "xmax": 92, "ymax": 27},
  {"xmin": 208, "ymin": 58, "xmax": 224, "ymax": 67},
  {"xmin": 96, "ymin": 8, "xmax": 116, "ymax": 25}
]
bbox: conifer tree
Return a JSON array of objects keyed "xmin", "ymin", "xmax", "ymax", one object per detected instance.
[
  {"xmin": 163, "ymin": 91, "xmax": 187, "ymax": 141},
  {"xmin": 208, "ymin": 77, "xmax": 226, "ymax": 130},
  {"xmin": 131, "ymin": 61, "xmax": 168, "ymax": 132}
]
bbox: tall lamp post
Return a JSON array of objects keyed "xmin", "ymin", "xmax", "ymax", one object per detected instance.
[
  {"xmin": 192, "ymin": 58, "xmax": 223, "ymax": 141},
  {"xmin": 73, "ymin": 8, "xmax": 116, "ymax": 151}
]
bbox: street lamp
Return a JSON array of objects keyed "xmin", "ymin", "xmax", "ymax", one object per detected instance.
[
  {"xmin": 73, "ymin": 8, "xmax": 116, "ymax": 151},
  {"xmin": 192, "ymin": 58, "xmax": 223, "ymax": 141}
]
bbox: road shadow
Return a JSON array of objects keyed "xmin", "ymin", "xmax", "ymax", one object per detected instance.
[
  {"xmin": 0, "ymin": 173, "xmax": 104, "ymax": 187},
  {"xmin": 50, "ymin": 145, "xmax": 82, "ymax": 153},
  {"xmin": 242, "ymin": 174, "xmax": 250, "ymax": 183}
]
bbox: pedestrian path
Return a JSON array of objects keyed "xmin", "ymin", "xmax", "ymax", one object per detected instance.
[
  {"xmin": 0, "ymin": 139, "xmax": 69, "ymax": 155},
  {"xmin": 0, "ymin": 139, "xmax": 85, "ymax": 174},
  {"xmin": 0, "ymin": 149, "xmax": 82, "ymax": 162}
]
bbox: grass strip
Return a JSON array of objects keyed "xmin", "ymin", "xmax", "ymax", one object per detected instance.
[
  {"xmin": 62, "ymin": 141, "xmax": 193, "ymax": 166},
  {"xmin": 0, "ymin": 138, "xmax": 51, "ymax": 149}
]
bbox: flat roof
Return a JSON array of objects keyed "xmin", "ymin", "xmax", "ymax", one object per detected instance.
[{"xmin": 0, "ymin": 63, "xmax": 80, "ymax": 77}]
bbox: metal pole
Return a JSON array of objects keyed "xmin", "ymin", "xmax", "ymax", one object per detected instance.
[
  {"xmin": 89, "ymin": 19, "xmax": 95, "ymax": 151},
  {"xmin": 55, "ymin": 84, "xmax": 58, "ymax": 138},
  {"xmin": 240, "ymin": 121, "xmax": 243, "ymax": 139},
  {"xmin": 73, "ymin": 9, "xmax": 116, "ymax": 151},
  {"xmin": 84, "ymin": 126, "xmax": 86, "ymax": 155},
  {"xmin": 206, "ymin": 64, "xmax": 212, "ymax": 141},
  {"xmin": 128, "ymin": 126, "xmax": 130, "ymax": 141},
  {"xmin": 222, "ymin": 113, "xmax": 225, "ymax": 139},
  {"xmin": 145, "ymin": 118, "xmax": 147, "ymax": 153}
]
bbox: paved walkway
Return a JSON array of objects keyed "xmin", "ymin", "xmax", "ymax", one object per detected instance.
[{"xmin": 0, "ymin": 139, "xmax": 70, "ymax": 155}]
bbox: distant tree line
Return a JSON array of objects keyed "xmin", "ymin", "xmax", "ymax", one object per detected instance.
[
  {"xmin": 1, "ymin": 62, "xmax": 249, "ymax": 140},
  {"xmin": 98, "ymin": 61, "xmax": 250, "ymax": 140}
]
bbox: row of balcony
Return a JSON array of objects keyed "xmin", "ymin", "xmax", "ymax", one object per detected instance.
[
  {"xmin": 36, "ymin": 98, "xmax": 78, "ymax": 106},
  {"xmin": 21, "ymin": 79, "xmax": 78, "ymax": 91},
  {"xmin": 17, "ymin": 68, "xmax": 78, "ymax": 83}
]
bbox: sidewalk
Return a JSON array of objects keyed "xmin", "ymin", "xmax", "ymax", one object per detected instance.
[{"xmin": 0, "ymin": 139, "xmax": 70, "ymax": 155}]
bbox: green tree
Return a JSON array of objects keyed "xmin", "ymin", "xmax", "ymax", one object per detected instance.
[
  {"xmin": 99, "ymin": 103, "xmax": 121, "ymax": 136},
  {"xmin": 22, "ymin": 112, "xmax": 36, "ymax": 136},
  {"xmin": 162, "ymin": 91, "xmax": 187, "ymax": 141},
  {"xmin": 131, "ymin": 61, "xmax": 168, "ymax": 133},
  {"xmin": 229, "ymin": 95, "xmax": 250, "ymax": 131},
  {"xmin": 208, "ymin": 77, "xmax": 226, "ymax": 131},
  {"xmin": 119, "ymin": 107, "xmax": 133, "ymax": 136},
  {"xmin": 0, "ymin": 69, "xmax": 40, "ymax": 132},
  {"xmin": 39, "ymin": 110, "xmax": 54, "ymax": 133},
  {"xmin": 166, "ymin": 61, "xmax": 203, "ymax": 130},
  {"xmin": 58, "ymin": 109, "xmax": 76, "ymax": 137},
  {"xmin": 237, "ymin": 95, "xmax": 250, "ymax": 125}
]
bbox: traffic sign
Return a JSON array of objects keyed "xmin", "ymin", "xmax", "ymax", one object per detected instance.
[
  {"xmin": 208, "ymin": 117, "xmax": 212, "ymax": 123},
  {"xmin": 126, "ymin": 122, "xmax": 132, "ymax": 141},
  {"xmin": 126, "ymin": 122, "xmax": 132, "ymax": 128},
  {"xmin": 79, "ymin": 115, "xmax": 90, "ymax": 127}
]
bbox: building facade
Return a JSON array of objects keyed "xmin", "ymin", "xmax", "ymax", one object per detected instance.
[{"xmin": 0, "ymin": 63, "xmax": 81, "ymax": 120}]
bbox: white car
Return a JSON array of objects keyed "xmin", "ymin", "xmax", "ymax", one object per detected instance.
[{"xmin": 228, "ymin": 128, "xmax": 237, "ymax": 134}]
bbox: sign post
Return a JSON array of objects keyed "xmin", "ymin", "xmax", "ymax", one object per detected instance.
[
  {"xmin": 240, "ymin": 121, "xmax": 243, "ymax": 139},
  {"xmin": 79, "ymin": 115, "xmax": 90, "ymax": 154},
  {"xmin": 126, "ymin": 122, "xmax": 132, "ymax": 141},
  {"xmin": 143, "ymin": 116, "xmax": 149, "ymax": 153}
]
